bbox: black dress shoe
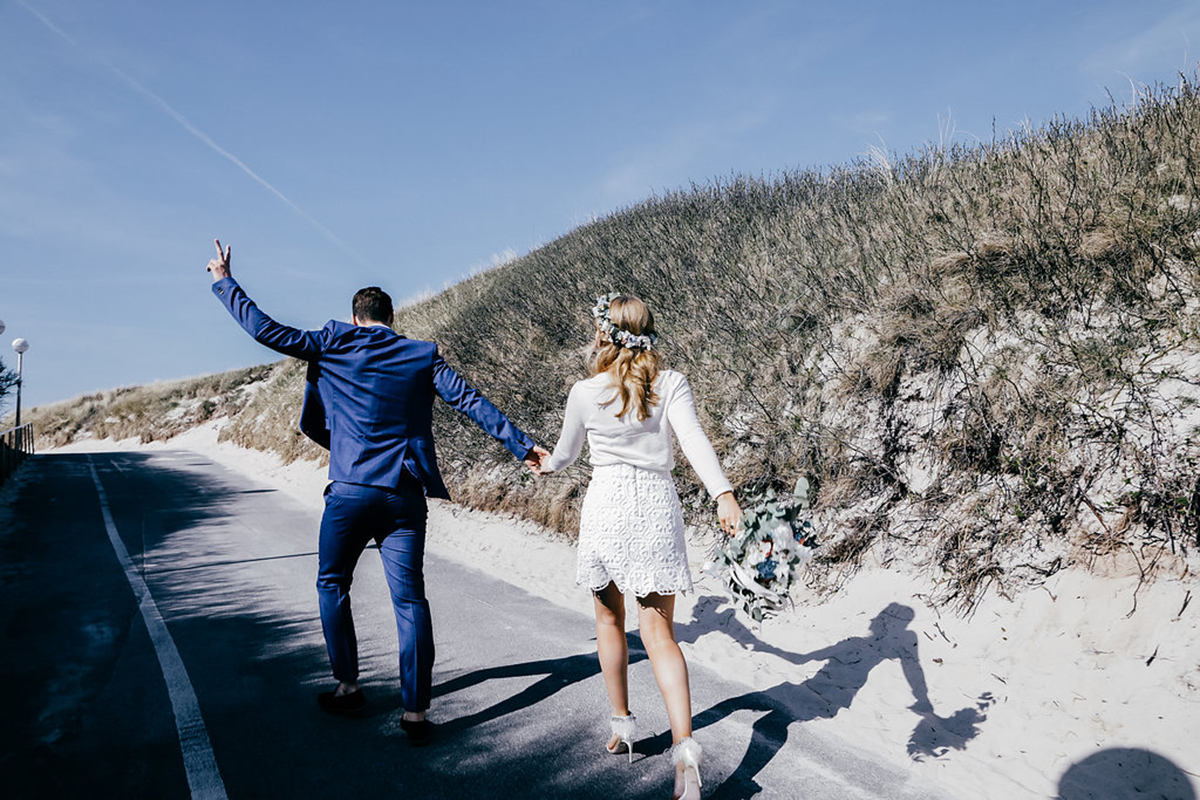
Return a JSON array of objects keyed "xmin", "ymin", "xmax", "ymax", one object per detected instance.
[
  {"xmin": 317, "ymin": 688, "xmax": 367, "ymax": 714},
  {"xmin": 400, "ymin": 717, "xmax": 433, "ymax": 746}
]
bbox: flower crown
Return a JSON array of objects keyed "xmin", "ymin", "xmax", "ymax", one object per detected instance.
[{"xmin": 592, "ymin": 293, "xmax": 658, "ymax": 351}]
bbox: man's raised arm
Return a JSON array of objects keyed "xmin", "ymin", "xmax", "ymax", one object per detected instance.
[{"xmin": 207, "ymin": 238, "xmax": 325, "ymax": 361}]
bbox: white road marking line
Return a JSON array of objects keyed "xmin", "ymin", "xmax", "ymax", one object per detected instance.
[{"xmin": 88, "ymin": 456, "xmax": 228, "ymax": 800}]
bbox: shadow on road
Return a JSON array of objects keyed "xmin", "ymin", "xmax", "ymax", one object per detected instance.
[
  {"xmin": 0, "ymin": 453, "xmax": 410, "ymax": 798},
  {"xmin": 1, "ymin": 451, "xmax": 331, "ymax": 799},
  {"xmin": 433, "ymin": 637, "xmax": 651, "ymax": 739},
  {"xmin": 2, "ymin": 452, "xmax": 700, "ymax": 799}
]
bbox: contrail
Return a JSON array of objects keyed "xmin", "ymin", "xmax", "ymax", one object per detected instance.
[
  {"xmin": 107, "ymin": 64, "xmax": 362, "ymax": 258},
  {"xmin": 16, "ymin": 0, "xmax": 368, "ymax": 266},
  {"xmin": 16, "ymin": 0, "xmax": 76, "ymax": 44}
]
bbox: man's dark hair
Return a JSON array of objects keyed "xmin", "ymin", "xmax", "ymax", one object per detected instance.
[{"xmin": 353, "ymin": 287, "xmax": 394, "ymax": 325}]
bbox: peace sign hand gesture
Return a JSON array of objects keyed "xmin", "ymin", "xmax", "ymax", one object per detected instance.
[{"xmin": 207, "ymin": 238, "xmax": 232, "ymax": 282}]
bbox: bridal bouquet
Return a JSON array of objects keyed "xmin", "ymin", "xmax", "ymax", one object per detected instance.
[{"xmin": 710, "ymin": 477, "xmax": 819, "ymax": 622}]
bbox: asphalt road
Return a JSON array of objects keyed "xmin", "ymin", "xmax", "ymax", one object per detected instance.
[{"xmin": 0, "ymin": 450, "xmax": 949, "ymax": 799}]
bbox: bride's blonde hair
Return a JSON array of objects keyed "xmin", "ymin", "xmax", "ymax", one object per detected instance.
[{"xmin": 587, "ymin": 295, "xmax": 663, "ymax": 421}]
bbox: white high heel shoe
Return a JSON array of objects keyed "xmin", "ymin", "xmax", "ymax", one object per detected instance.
[
  {"xmin": 607, "ymin": 713, "xmax": 637, "ymax": 763},
  {"xmin": 672, "ymin": 737, "xmax": 702, "ymax": 800}
]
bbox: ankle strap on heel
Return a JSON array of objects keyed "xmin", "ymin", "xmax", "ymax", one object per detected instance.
[
  {"xmin": 672, "ymin": 736, "xmax": 702, "ymax": 767},
  {"xmin": 610, "ymin": 713, "xmax": 637, "ymax": 738}
]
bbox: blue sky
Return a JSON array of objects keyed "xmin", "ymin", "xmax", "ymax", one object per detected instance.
[{"xmin": 2, "ymin": 0, "xmax": 1199, "ymax": 411}]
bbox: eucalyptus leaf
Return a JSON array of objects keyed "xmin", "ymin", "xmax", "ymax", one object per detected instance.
[{"xmin": 794, "ymin": 476, "xmax": 811, "ymax": 509}]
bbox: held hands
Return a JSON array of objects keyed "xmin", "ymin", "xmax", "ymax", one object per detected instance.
[
  {"xmin": 716, "ymin": 490, "xmax": 742, "ymax": 536},
  {"xmin": 523, "ymin": 445, "xmax": 551, "ymax": 475},
  {"xmin": 207, "ymin": 238, "xmax": 232, "ymax": 282}
]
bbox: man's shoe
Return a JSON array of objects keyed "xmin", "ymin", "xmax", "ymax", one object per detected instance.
[
  {"xmin": 400, "ymin": 717, "xmax": 433, "ymax": 746},
  {"xmin": 317, "ymin": 688, "xmax": 367, "ymax": 715}
]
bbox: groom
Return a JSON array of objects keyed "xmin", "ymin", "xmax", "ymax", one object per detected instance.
[{"xmin": 206, "ymin": 240, "xmax": 546, "ymax": 744}]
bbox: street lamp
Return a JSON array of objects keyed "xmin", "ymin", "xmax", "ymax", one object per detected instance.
[{"xmin": 12, "ymin": 338, "xmax": 29, "ymax": 427}]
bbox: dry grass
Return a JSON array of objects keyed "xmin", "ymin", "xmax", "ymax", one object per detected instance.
[{"xmin": 21, "ymin": 365, "xmax": 273, "ymax": 447}]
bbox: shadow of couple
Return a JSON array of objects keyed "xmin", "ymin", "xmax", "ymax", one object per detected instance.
[
  {"xmin": 659, "ymin": 596, "xmax": 993, "ymax": 794},
  {"xmin": 435, "ymin": 593, "xmax": 991, "ymax": 794}
]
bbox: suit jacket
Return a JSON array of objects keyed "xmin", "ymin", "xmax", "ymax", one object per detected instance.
[{"xmin": 213, "ymin": 277, "xmax": 533, "ymax": 499}]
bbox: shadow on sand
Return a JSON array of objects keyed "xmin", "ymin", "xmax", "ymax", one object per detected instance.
[
  {"xmin": 1057, "ymin": 747, "xmax": 1197, "ymax": 800},
  {"xmin": 666, "ymin": 595, "xmax": 993, "ymax": 796}
]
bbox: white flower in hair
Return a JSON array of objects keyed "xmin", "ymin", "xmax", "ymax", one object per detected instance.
[{"xmin": 592, "ymin": 292, "xmax": 659, "ymax": 351}]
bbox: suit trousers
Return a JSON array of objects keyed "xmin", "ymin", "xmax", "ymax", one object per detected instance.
[{"xmin": 317, "ymin": 478, "xmax": 434, "ymax": 712}]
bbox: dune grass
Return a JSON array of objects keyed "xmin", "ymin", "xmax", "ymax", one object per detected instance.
[{"xmin": 20, "ymin": 365, "xmax": 275, "ymax": 448}]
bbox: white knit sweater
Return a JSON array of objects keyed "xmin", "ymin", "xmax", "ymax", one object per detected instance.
[{"xmin": 541, "ymin": 370, "xmax": 734, "ymax": 499}]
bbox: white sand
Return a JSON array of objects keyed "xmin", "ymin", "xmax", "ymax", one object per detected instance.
[{"xmin": 53, "ymin": 423, "xmax": 1200, "ymax": 798}]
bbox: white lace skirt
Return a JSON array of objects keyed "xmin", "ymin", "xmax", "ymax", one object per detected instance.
[{"xmin": 577, "ymin": 463, "xmax": 693, "ymax": 597}]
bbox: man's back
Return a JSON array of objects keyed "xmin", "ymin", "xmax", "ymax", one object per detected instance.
[
  {"xmin": 307, "ymin": 320, "xmax": 443, "ymax": 493},
  {"xmin": 212, "ymin": 275, "xmax": 534, "ymax": 499}
]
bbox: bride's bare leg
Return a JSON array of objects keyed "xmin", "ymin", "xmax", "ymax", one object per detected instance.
[
  {"xmin": 594, "ymin": 582, "xmax": 630, "ymax": 714},
  {"xmin": 594, "ymin": 582, "xmax": 631, "ymax": 748},
  {"xmin": 637, "ymin": 592, "xmax": 692, "ymax": 742},
  {"xmin": 638, "ymin": 592, "xmax": 695, "ymax": 796}
]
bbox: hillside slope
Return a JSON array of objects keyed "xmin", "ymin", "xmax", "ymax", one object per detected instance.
[{"xmin": 26, "ymin": 79, "xmax": 1200, "ymax": 609}]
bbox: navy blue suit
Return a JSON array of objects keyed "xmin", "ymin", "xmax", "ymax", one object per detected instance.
[{"xmin": 213, "ymin": 276, "xmax": 534, "ymax": 711}]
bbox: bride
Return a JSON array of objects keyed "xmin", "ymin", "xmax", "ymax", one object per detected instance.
[{"xmin": 537, "ymin": 293, "xmax": 741, "ymax": 800}]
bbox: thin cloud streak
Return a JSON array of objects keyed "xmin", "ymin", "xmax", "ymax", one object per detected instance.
[
  {"xmin": 16, "ymin": 0, "xmax": 369, "ymax": 267},
  {"xmin": 108, "ymin": 64, "xmax": 364, "ymax": 260},
  {"xmin": 15, "ymin": 0, "xmax": 76, "ymax": 45}
]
